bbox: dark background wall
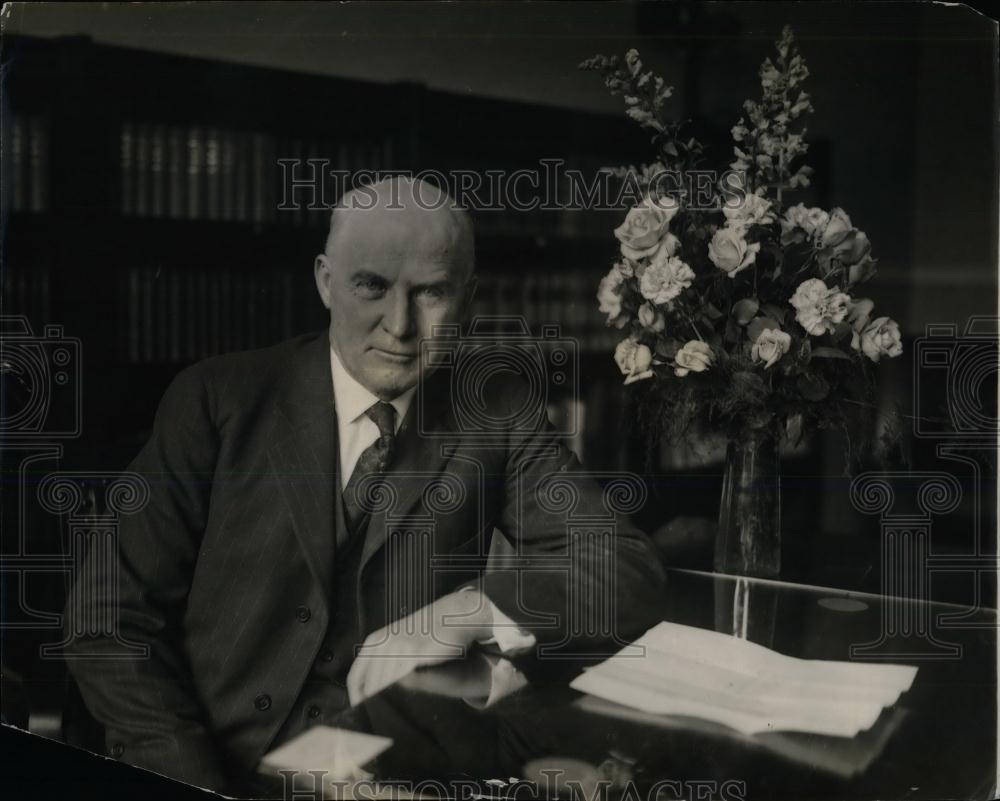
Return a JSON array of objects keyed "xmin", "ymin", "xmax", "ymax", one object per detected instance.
[{"xmin": 1, "ymin": 1, "xmax": 996, "ymax": 599}]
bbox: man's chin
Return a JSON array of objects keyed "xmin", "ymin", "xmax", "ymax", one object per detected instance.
[{"xmin": 365, "ymin": 366, "xmax": 420, "ymax": 400}]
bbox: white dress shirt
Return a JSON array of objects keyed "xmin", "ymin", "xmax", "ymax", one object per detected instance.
[
  {"xmin": 329, "ymin": 347, "xmax": 415, "ymax": 490},
  {"xmin": 329, "ymin": 347, "xmax": 531, "ymax": 704}
]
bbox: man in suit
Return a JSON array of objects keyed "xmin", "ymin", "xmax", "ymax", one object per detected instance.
[{"xmin": 65, "ymin": 177, "xmax": 666, "ymax": 793}]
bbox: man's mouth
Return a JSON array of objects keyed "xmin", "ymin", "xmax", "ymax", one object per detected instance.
[{"xmin": 371, "ymin": 346, "xmax": 418, "ymax": 363}]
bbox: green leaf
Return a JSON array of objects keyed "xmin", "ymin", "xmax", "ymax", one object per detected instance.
[
  {"xmin": 655, "ymin": 339, "xmax": 681, "ymax": 360},
  {"xmin": 782, "ymin": 337, "xmax": 811, "ymax": 375},
  {"xmin": 786, "ymin": 413, "xmax": 804, "ymax": 446},
  {"xmin": 703, "ymin": 302, "xmax": 725, "ymax": 320},
  {"xmin": 732, "ymin": 298, "xmax": 760, "ymax": 325},
  {"xmin": 830, "ymin": 321, "xmax": 853, "ymax": 342},
  {"xmin": 797, "ymin": 373, "xmax": 830, "ymax": 401},
  {"xmin": 811, "ymin": 346, "xmax": 850, "ymax": 361},
  {"xmin": 724, "ymin": 317, "xmax": 740, "ymax": 345},
  {"xmin": 761, "ymin": 304, "xmax": 787, "ymax": 323},
  {"xmin": 732, "ymin": 370, "xmax": 767, "ymax": 397},
  {"xmin": 747, "ymin": 316, "xmax": 781, "ymax": 343}
]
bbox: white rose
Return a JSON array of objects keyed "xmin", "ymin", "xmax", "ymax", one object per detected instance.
[
  {"xmin": 751, "ymin": 328, "xmax": 792, "ymax": 368},
  {"xmin": 639, "ymin": 249, "xmax": 695, "ymax": 305},
  {"xmin": 780, "ymin": 203, "xmax": 810, "ymax": 244},
  {"xmin": 789, "ymin": 278, "xmax": 851, "ymax": 336},
  {"xmin": 804, "ymin": 207, "xmax": 830, "ymax": 237},
  {"xmin": 614, "ymin": 196, "xmax": 680, "ymax": 260},
  {"xmin": 834, "ymin": 229, "xmax": 872, "ymax": 266},
  {"xmin": 723, "ymin": 191, "xmax": 776, "ymax": 229},
  {"xmin": 597, "ymin": 265, "xmax": 625, "ymax": 322},
  {"xmin": 783, "ymin": 203, "xmax": 810, "ymax": 229},
  {"xmin": 650, "ymin": 232, "xmax": 681, "ymax": 259},
  {"xmin": 674, "ymin": 340, "xmax": 714, "ymax": 377},
  {"xmin": 708, "ymin": 227, "xmax": 760, "ymax": 277},
  {"xmin": 637, "ymin": 302, "xmax": 665, "ymax": 333},
  {"xmin": 781, "ymin": 204, "xmax": 830, "ymax": 242},
  {"xmin": 614, "ymin": 336, "xmax": 654, "ymax": 384},
  {"xmin": 859, "ymin": 317, "xmax": 903, "ymax": 362},
  {"xmin": 846, "ymin": 297, "xmax": 874, "ymax": 351},
  {"xmin": 820, "ymin": 207, "xmax": 853, "ymax": 248}
]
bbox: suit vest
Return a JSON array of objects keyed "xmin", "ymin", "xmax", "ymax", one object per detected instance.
[{"xmin": 271, "ymin": 483, "xmax": 367, "ymax": 745}]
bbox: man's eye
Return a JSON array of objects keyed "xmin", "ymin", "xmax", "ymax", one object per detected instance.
[
  {"xmin": 354, "ymin": 279, "xmax": 386, "ymax": 299},
  {"xmin": 418, "ymin": 286, "xmax": 445, "ymax": 300}
]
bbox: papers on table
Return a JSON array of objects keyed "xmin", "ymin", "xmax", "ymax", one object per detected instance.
[
  {"xmin": 260, "ymin": 726, "xmax": 393, "ymax": 782},
  {"xmin": 570, "ymin": 621, "xmax": 918, "ymax": 738}
]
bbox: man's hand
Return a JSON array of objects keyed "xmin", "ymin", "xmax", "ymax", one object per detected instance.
[{"xmin": 346, "ymin": 589, "xmax": 494, "ymax": 707}]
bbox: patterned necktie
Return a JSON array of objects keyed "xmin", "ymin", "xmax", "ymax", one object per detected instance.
[{"xmin": 342, "ymin": 400, "xmax": 398, "ymax": 542}]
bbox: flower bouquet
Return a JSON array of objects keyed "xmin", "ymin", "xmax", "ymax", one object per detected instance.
[{"xmin": 582, "ymin": 27, "xmax": 903, "ymax": 578}]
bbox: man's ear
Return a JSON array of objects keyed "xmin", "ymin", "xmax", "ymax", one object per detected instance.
[{"xmin": 314, "ymin": 254, "xmax": 333, "ymax": 310}]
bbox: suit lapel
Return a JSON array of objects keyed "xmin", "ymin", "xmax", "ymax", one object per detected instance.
[{"xmin": 266, "ymin": 332, "xmax": 339, "ymax": 606}]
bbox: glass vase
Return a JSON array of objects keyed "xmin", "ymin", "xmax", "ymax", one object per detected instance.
[{"xmin": 714, "ymin": 427, "xmax": 782, "ymax": 579}]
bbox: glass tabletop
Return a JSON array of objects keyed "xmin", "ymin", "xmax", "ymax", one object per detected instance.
[{"xmin": 264, "ymin": 569, "xmax": 998, "ymax": 801}]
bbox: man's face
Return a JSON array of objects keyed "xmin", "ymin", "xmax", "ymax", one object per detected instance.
[{"xmin": 316, "ymin": 204, "xmax": 473, "ymax": 400}]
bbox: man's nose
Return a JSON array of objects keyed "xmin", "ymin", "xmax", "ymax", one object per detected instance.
[{"xmin": 381, "ymin": 288, "xmax": 415, "ymax": 340}]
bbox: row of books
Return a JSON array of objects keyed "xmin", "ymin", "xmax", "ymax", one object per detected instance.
[
  {"xmin": 6, "ymin": 112, "xmax": 619, "ymax": 244},
  {"xmin": 117, "ymin": 267, "xmax": 303, "ymax": 364},
  {"xmin": 468, "ymin": 271, "xmax": 620, "ymax": 351},
  {"xmin": 0, "ymin": 264, "xmax": 50, "ymax": 328},
  {"xmin": 7, "ymin": 115, "xmax": 49, "ymax": 213},
  {"xmin": 117, "ymin": 121, "xmax": 616, "ymax": 241},
  {"xmin": 114, "ymin": 267, "xmax": 619, "ymax": 364},
  {"xmin": 119, "ymin": 122, "xmax": 392, "ymax": 227}
]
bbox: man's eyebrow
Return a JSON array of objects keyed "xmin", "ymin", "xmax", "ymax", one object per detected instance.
[
  {"xmin": 348, "ymin": 269, "xmax": 390, "ymax": 283},
  {"xmin": 410, "ymin": 278, "xmax": 456, "ymax": 291}
]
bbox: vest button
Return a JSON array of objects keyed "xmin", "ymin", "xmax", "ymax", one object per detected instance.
[
  {"xmin": 307, "ymin": 705, "xmax": 321, "ymax": 720},
  {"xmin": 295, "ymin": 605, "xmax": 312, "ymax": 622},
  {"xmin": 319, "ymin": 648, "xmax": 334, "ymax": 663},
  {"xmin": 254, "ymin": 693, "xmax": 272, "ymax": 712}
]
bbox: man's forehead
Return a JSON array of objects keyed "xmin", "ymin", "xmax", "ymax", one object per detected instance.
[
  {"xmin": 347, "ymin": 256, "xmax": 465, "ymax": 284},
  {"xmin": 336, "ymin": 204, "xmax": 461, "ymax": 244},
  {"xmin": 333, "ymin": 217, "xmax": 468, "ymax": 270},
  {"xmin": 328, "ymin": 185, "xmax": 473, "ymax": 277}
]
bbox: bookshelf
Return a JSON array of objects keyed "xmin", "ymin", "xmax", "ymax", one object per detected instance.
[
  {"xmin": 0, "ymin": 34, "xmax": 647, "ymax": 468},
  {"xmin": 8, "ymin": 114, "xmax": 49, "ymax": 213},
  {"xmin": 2, "ymin": 35, "xmax": 637, "ymax": 366}
]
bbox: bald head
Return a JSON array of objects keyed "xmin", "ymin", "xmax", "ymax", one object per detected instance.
[
  {"xmin": 314, "ymin": 176, "xmax": 477, "ymax": 400},
  {"xmin": 325, "ymin": 177, "xmax": 475, "ymax": 279}
]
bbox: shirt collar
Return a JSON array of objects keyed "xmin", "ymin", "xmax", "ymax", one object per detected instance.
[{"xmin": 329, "ymin": 346, "xmax": 415, "ymax": 430}]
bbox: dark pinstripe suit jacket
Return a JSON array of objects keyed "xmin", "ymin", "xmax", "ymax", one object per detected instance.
[{"xmin": 65, "ymin": 331, "xmax": 666, "ymax": 791}]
